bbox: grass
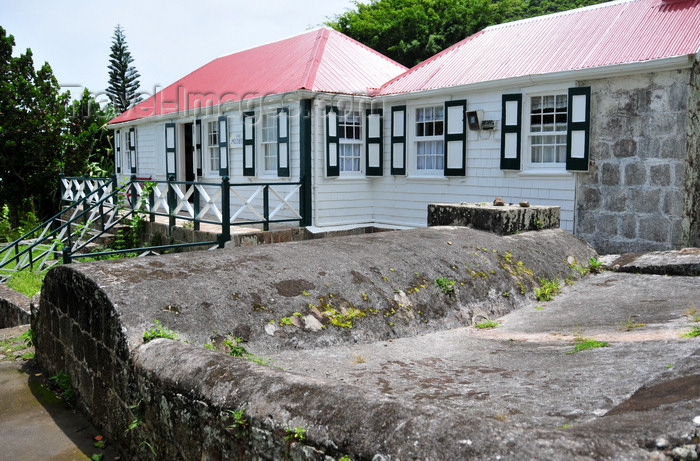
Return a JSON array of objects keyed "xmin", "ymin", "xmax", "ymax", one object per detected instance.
[
  {"xmin": 142, "ymin": 320, "xmax": 179, "ymax": 343},
  {"xmin": 681, "ymin": 325, "xmax": 700, "ymax": 338},
  {"xmin": 6, "ymin": 269, "xmax": 45, "ymax": 297},
  {"xmin": 475, "ymin": 320, "xmax": 499, "ymax": 329},
  {"xmin": 566, "ymin": 337, "xmax": 609, "ymax": 354},
  {"xmin": 535, "ymin": 278, "xmax": 561, "ymax": 301},
  {"xmin": 619, "ymin": 316, "xmax": 646, "ymax": 331}
]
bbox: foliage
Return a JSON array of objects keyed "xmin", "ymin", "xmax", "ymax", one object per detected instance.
[
  {"xmin": 535, "ymin": 277, "xmax": 561, "ymax": 301},
  {"xmin": 327, "ymin": 0, "xmax": 611, "ymax": 67},
  {"xmin": 0, "ymin": 204, "xmax": 40, "ymax": 243},
  {"xmin": 49, "ymin": 369, "xmax": 76, "ymax": 402},
  {"xmin": 63, "ymin": 89, "xmax": 114, "ymax": 177},
  {"xmin": 587, "ymin": 257, "xmax": 605, "ymax": 274},
  {"xmin": 106, "ymin": 25, "xmax": 142, "ymax": 114},
  {"xmin": 6, "ymin": 269, "xmax": 45, "ymax": 297},
  {"xmin": 434, "ymin": 276, "xmax": 456, "ymax": 295},
  {"xmin": 566, "ymin": 337, "xmax": 608, "ymax": 354},
  {"xmin": 285, "ymin": 426, "xmax": 307, "ymax": 443},
  {"xmin": 475, "ymin": 320, "xmax": 499, "ymax": 329},
  {"xmin": 0, "ymin": 26, "xmax": 68, "ymax": 226},
  {"xmin": 225, "ymin": 408, "xmax": 248, "ymax": 436},
  {"xmin": 681, "ymin": 325, "xmax": 700, "ymax": 338},
  {"xmin": 142, "ymin": 319, "xmax": 179, "ymax": 343}
]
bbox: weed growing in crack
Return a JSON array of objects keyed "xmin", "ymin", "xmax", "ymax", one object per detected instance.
[
  {"xmin": 566, "ymin": 337, "xmax": 608, "ymax": 354},
  {"xmin": 143, "ymin": 320, "xmax": 179, "ymax": 343},
  {"xmin": 535, "ymin": 278, "xmax": 561, "ymax": 301}
]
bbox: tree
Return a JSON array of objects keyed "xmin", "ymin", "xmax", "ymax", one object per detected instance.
[
  {"xmin": 106, "ymin": 24, "xmax": 141, "ymax": 114},
  {"xmin": 0, "ymin": 26, "xmax": 69, "ymax": 227},
  {"xmin": 64, "ymin": 89, "xmax": 114, "ymax": 177},
  {"xmin": 327, "ymin": 0, "xmax": 610, "ymax": 67}
]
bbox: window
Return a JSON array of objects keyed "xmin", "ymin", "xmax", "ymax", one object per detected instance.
[
  {"xmin": 207, "ymin": 120, "xmax": 218, "ymax": 172},
  {"xmin": 339, "ymin": 110, "xmax": 362, "ymax": 173},
  {"xmin": 261, "ymin": 112, "xmax": 277, "ymax": 173},
  {"xmin": 529, "ymin": 94, "xmax": 567, "ymax": 165},
  {"xmin": 415, "ymin": 106, "xmax": 444, "ymax": 173}
]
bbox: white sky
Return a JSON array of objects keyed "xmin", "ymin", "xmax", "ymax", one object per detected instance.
[{"xmin": 2, "ymin": 0, "xmax": 355, "ymax": 102}]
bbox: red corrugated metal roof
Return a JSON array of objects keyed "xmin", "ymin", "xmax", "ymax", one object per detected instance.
[
  {"xmin": 110, "ymin": 28, "xmax": 406, "ymax": 124},
  {"xmin": 379, "ymin": 0, "xmax": 700, "ymax": 95}
]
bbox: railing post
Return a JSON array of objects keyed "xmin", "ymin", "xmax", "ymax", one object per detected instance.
[
  {"xmin": 62, "ymin": 247, "xmax": 72, "ymax": 264},
  {"xmin": 149, "ymin": 184, "xmax": 155, "ymax": 223},
  {"xmin": 129, "ymin": 175, "xmax": 137, "ymax": 211},
  {"xmin": 59, "ymin": 173, "xmax": 66, "ymax": 205},
  {"xmin": 263, "ymin": 185, "xmax": 270, "ymax": 232},
  {"xmin": 167, "ymin": 174, "xmax": 176, "ymax": 230},
  {"xmin": 220, "ymin": 176, "xmax": 231, "ymax": 245},
  {"xmin": 193, "ymin": 185, "xmax": 201, "ymax": 231}
]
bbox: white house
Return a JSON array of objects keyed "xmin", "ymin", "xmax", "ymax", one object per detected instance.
[{"xmin": 108, "ymin": 0, "xmax": 700, "ymax": 253}]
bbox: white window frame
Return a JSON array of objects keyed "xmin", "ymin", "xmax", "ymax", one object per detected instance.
[
  {"xmin": 261, "ymin": 111, "xmax": 277, "ymax": 176},
  {"xmin": 339, "ymin": 109, "xmax": 363, "ymax": 175},
  {"xmin": 413, "ymin": 105, "xmax": 444, "ymax": 176},
  {"xmin": 525, "ymin": 92, "xmax": 568, "ymax": 171},
  {"xmin": 206, "ymin": 120, "xmax": 219, "ymax": 174}
]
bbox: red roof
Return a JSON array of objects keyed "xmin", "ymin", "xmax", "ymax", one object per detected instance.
[
  {"xmin": 379, "ymin": 0, "xmax": 700, "ymax": 95},
  {"xmin": 110, "ymin": 28, "xmax": 406, "ymax": 124}
]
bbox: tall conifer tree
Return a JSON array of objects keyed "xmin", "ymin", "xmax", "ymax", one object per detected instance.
[{"xmin": 106, "ymin": 25, "xmax": 141, "ymax": 113}]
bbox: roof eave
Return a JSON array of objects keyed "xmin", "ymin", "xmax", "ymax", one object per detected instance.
[{"xmin": 380, "ymin": 54, "xmax": 696, "ymax": 100}]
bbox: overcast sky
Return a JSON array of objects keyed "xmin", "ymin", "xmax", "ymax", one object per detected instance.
[{"xmin": 2, "ymin": 0, "xmax": 355, "ymax": 102}]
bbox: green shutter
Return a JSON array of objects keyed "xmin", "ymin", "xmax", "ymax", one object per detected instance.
[
  {"xmin": 115, "ymin": 129, "xmax": 121, "ymax": 173},
  {"xmin": 194, "ymin": 120, "xmax": 202, "ymax": 176},
  {"xmin": 218, "ymin": 116, "xmax": 228, "ymax": 176},
  {"xmin": 566, "ymin": 86, "xmax": 591, "ymax": 172},
  {"xmin": 128, "ymin": 127, "xmax": 137, "ymax": 174},
  {"xmin": 444, "ymin": 100, "xmax": 466, "ymax": 176},
  {"xmin": 165, "ymin": 122, "xmax": 176, "ymax": 178},
  {"xmin": 277, "ymin": 107, "xmax": 290, "ymax": 177},
  {"xmin": 366, "ymin": 108, "xmax": 383, "ymax": 176},
  {"xmin": 326, "ymin": 106, "xmax": 339, "ymax": 177},
  {"xmin": 243, "ymin": 112, "xmax": 255, "ymax": 177},
  {"xmin": 390, "ymin": 106, "xmax": 406, "ymax": 176},
  {"xmin": 500, "ymin": 94, "xmax": 522, "ymax": 170}
]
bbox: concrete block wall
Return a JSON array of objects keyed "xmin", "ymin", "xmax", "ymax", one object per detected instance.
[{"xmin": 576, "ymin": 67, "xmax": 698, "ymax": 253}]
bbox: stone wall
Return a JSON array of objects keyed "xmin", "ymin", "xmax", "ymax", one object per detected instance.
[
  {"xmin": 0, "ymin": 284, "xmax": 31, "ymax": 328},
  {"xmin": 32, "ymin": 227, "xmax": 596, "ymax": 459},
  {"xmin": 427, "ymin": 202, "xmax": 560, "ymax": 235},
  {"xmin": 576, "ymin": 67, "xmax": 697, "ymax": 253}
]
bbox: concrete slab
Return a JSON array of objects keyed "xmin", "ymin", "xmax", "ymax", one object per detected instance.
[{"xmin": 0, "ymin": 326, "xmax": 121, "ymax": 461}]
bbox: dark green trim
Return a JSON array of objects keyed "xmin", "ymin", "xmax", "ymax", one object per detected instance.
[
  {"xmin": 243, "ymin": 111, "xmax": 255, "ymax": 176},
  {"xmin": 129, "ymin": 127, "xmax": 137, "ymax": 174},
  {"xmin": 218, "ymin": 115, "xmax": 228, "ymax": 176},
  {"xmin": 115, "ymin": 129, "xmax": 121, "ymax": 173},
  {"xmin": 366, "ymin": 107, "xmax": 383, "ymax": 176},
  {"xmin": 300, "ymin": 99, "xmax": 312, "ymax": 226},
  {"xmin": 390, "ymin": 105, "xmax": 406, "ymax": 175},
  {"xmin": 195, "ymin": 119, "xmax": 202, "ymax": 176},
  {"xmin": 277, "ymin": 107, "xmax": 290, "ymax": 177},
  {"xmin": 444, "ymin": 99, "xmax": 466, "ymax": 176},
  {"xmin": 566, "ymin": 86, "xmax": 591, "ymax": 172},
  {"xmin": 326, "ymin": 105, "xmax": 339, "ymax": 177},
  {"xmin": 500, "ymin": 93, "xmax": 522, "ymax": 170},
  {"xmin": 165, "ymin": 122, "xmax": 177, "ymax": 177}
]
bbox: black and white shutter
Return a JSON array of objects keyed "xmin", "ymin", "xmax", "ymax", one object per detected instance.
[
  {"xmin": 115, "ymin": 130, "xmax": 121, "ymax": 173},
  {"xmin": 366, "ymin": 108, "xmax": 383, "ymax": 176},
  {"xmin": 218, "ymin": 116, "xmax": 228, "ymax": 176},
  {"xmin": 566, "ymin": 86, "xmax": 591, "ymax": 172},
  {"xmin": 194, "ymin": 120, "xmax": 202, "ymax": 176},
  {"xmin": 128, "ymin": 127, "xmax": 137, "ymax": 174},
  {"xmin": 390, "ymin": 106, "xmax": 406, "ymax": 175},
  {"xmin": 243, "ymin": 112, "xmax": 255, "ymax": 177},
  {"xmin": 444, "ymin": 100, "xmax": 466, "ymax": 176},
  {"xmin": 165, "ymin": 123, "xmax": 176, "ymax": 178},
  {"xmin": 325, "ymin": 106, "xmax": 339, "ymax": 177},
  {"xmin": 500, "ymin": 94, "xmax": 522, "ymax": 170},
  {"xmin": 277, "ymin": 107, "xmax": 290, "ymax": 177}
]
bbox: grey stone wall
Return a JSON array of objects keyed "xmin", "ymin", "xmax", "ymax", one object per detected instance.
[
  {"xmin": 0, "ymin": 284, "xmax": 31, "ymax": 328},
  {"xmin": 32, "ymin": 227, "xmax": 597, "ymax": 459},
  {"xmin": 576, "ymin": 67, "xmax": 697, "ymax": 253},
  {"xmin": 427, "ymin": 203, "xmax": 560, "ymax": 234}
]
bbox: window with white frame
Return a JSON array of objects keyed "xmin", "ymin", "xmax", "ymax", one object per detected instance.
[
  {"xmin": 415, "ymin": 106, "xmax": 444, "ymax": 174},
  {"xmin": 529, "ymin": 94, "xmax": 567, "ymax": 166},
  {"xmin": 339, "ymin": 110, "xmax": 362, "ymax": 173},
  {"xmin": 261, "ymin": 112, "xmax": 277, "ymax": 174},
  {"xmin": 207, "ymin": 120, "xmax": 219, "ymax": 173}
]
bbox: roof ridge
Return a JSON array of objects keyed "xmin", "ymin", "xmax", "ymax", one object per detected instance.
[{"xmin": 301, "ymin": 28, "xmax": 330, "ymax": 90}]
